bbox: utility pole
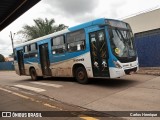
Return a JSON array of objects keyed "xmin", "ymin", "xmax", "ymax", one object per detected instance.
[{"xmin": 9, "ymin": 31, "xmax": 15, "ymax": 53}]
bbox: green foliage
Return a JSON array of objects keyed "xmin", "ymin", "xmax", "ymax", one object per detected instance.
[
  {"xmin": 0, "ymin": 54, "xmax": 5, "ymax": 62},
  {"xmin": 18, "ymin": 18, "xmax": 68, "ymax": 41}
]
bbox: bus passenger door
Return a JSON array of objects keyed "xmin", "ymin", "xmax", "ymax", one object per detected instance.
[
  {"xmin": 39, "ymin": 43, "xmax": 52, "ymax": 76},
  {"xmin": 17, "ymin": 50, "xmax": 25, "ymax": 75},
  {"xmin": 89, "ymin": 30, "xmax": 109, "ymax": 77}
]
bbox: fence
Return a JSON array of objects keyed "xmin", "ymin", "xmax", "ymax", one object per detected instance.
[
  {"xmin": 0, "ymin": 61, "xmax": 14, "ymax": 70},
  {"xmin": 135, "ymin": 28, "xmax": 160, "ymax": 67}
]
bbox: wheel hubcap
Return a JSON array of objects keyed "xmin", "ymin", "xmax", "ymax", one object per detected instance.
[{"xmin": 78, "ymin": 71, "xmax": 84, "ymax": 80}]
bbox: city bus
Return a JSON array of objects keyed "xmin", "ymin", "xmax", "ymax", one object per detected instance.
[{"xmin": 14, "ymin": 18, "xmax": 139, "ymax": 84}]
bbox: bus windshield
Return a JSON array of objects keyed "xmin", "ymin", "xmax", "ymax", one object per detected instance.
[{"xmin": 109, "ymin": 27, "xmax": 136, "ymax": 60}]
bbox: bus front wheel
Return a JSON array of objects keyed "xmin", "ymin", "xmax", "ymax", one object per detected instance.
[
  {"xmin": 75, "ymin": 67, "xmax": 88, "ymax": 84},
  {"xmin": 30, "ymin": 68, "xmax": 38, "ymax": 80}
]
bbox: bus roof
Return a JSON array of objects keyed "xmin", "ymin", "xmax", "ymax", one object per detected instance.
[{"xmin": 14, "ymin": 18, "xmax": 123, "ymax": 48}]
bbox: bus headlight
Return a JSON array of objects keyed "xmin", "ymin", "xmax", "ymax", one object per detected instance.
[{"xmin": 113, "ymin": 61, "xmax": 122, "ymax": 68}]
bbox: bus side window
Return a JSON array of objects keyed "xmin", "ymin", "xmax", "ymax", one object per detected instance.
[
  {"xmin": 27, "ymin": 43, "xmax": 38, "ymax": 58},
  {"xmin": 52, "ymin": 35, "xmax": 65, "ymax": 54},
  {"xmin": 66, "ymin": 29, "xmax": 85, "ymax": 52},
  {"xmin": 24, "ymin": 45, "xmax": 30, "ymax": 59},
  {"xmin": 30, "ymin": 43, "xmax": 37, "ymax": 51},
  {"xmin": 80, "ymin": 41, "xmax": 85, "ymax": 50},
  {"xmin": 24, "ymin": 46, "xmax": 29, "ymax": 53}
]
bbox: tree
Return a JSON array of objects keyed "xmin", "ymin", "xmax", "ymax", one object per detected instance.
[
  {"xmin": 17, "ymin": 18, "xmax": 68, "ymax": 41},
  {"xmin": 0, "ymin": 54, "xmax": 5, "ymax": 62}
]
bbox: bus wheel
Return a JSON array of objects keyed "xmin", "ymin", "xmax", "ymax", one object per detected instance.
[
  {"xmin": 75, "ymin": 67, "xmax": 88, "ymax": 84},
  {"xmin": 30, "ymin": 68, "xmax": 38, "ymax": 80}
]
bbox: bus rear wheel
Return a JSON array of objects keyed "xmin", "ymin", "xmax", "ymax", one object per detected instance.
[
  {"xmin": 30, "ymin": 68, "xmax": 39, "ymax": 80},
  {"xmin": 75, "ymin": 67, "xmax": 88, "ymax": 84}
]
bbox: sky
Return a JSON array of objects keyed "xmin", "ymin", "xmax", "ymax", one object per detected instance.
[{"xmin": 0, "ymin": 0, "xmax": 160, "ymax": 57}]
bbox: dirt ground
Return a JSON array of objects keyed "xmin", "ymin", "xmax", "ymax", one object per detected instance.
[{"xmin": 137, "ymin": 67, "xmax": 160, "ymax": 76}]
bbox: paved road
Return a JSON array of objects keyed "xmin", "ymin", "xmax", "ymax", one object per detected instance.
[
  {"xmin": 1, "ymin": 85, "xmax": 118, "ymax": 120},
  {"xmin": 0, "ymin": 71, "xmax": 160, "ymax": 120}
]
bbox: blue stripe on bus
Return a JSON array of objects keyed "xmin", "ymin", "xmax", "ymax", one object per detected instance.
[
  {"xmin": 24, "ymin": 58, "xmax": 38, "ymax": 64},
  {"xmin": 104, "ymin": 27, "xmax": 117, "ymax": 68}
]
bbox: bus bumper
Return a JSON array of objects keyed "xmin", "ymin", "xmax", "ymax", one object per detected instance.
[{"xmin": 109, "ymin": 66, "xmax": 139, "ymax": 78}]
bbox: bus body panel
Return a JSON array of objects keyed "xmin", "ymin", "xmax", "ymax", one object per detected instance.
[
  {"xmin": 109, "ymin": 59, "xmax": 139, "ymax": 78},
  {"xmin": 50, "ymin": 52, "xmax": 93, "ymax": 77},
  {"xmin": 14, "ymin": 61, "xmax": 20, "ymax": 75},
  {"xmin": 24, "ymin": 62, "xmax": 41, "ymax": 76},
  {"xmin": 14, "ymin": 47, "xmax": 25, "ymax": 75},
  {"xmin": 14, "ymin": 18, "xmax": 139, "ymax": 81}
]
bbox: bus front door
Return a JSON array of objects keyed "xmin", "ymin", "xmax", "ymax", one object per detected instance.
[
  {"xmin": 89, "ymin": 30, "xmax": 109, "ymax": 77},
  {"xmin": 39, "ymin": 43, "xmax": 51, "ymax": 76},
  {"xmin": 17, "ymin": 50, "xmax": 25, "ymax": 75}
]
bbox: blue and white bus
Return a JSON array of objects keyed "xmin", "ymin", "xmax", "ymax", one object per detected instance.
[{"xmin": 14, "ymin": 18, "xmax": 139, "ymax": 84}]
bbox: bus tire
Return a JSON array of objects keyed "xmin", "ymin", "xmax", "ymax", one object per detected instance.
[
  {"xmin": 30, "ymin": 68, "xmax": 39, "ymax": 80},
  {"xmin": 75, "ymin": 67, "xmax": 88, "ymax": 84}
]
